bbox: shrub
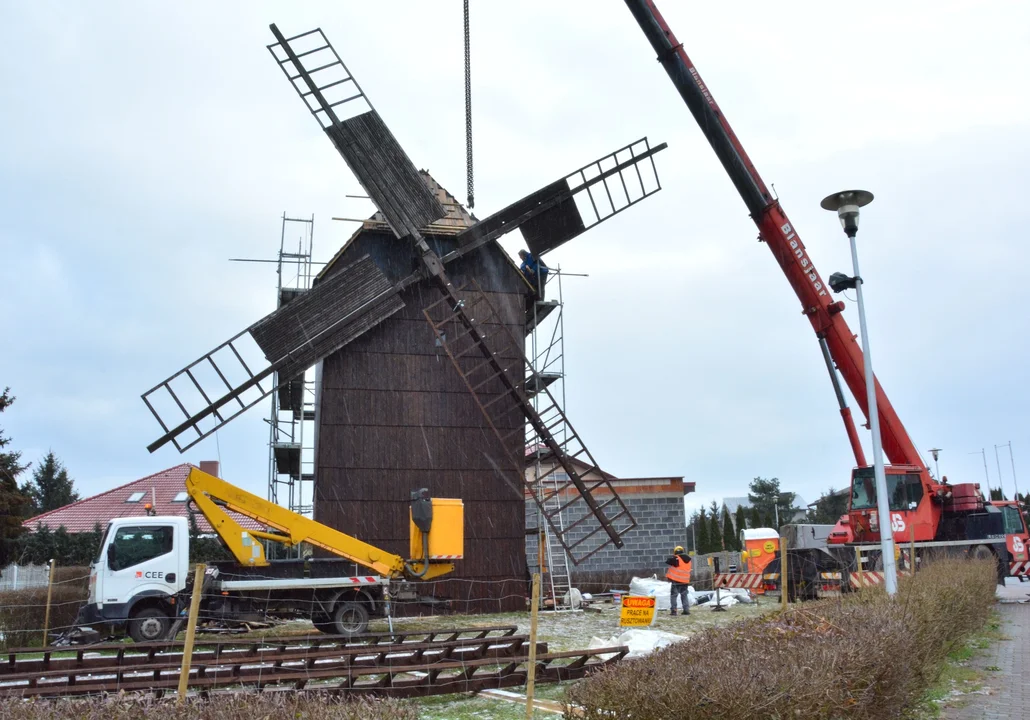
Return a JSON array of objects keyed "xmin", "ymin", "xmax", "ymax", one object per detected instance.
[
  {"xmin": 0, "ymin": 566, "xmax": 89, "ymax": 648},
  {"xmin": 565, "ymin": 558, "xmax": 997, "ymax": 720},
  {"xmin": 0, "ymin": 694, "xmax": 418, "ymax": 720}
]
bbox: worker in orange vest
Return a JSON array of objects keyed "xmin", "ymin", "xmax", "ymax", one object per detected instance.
[{"xmin": 665, "ymin": 545, "xmax": 692, "ymax": 616}]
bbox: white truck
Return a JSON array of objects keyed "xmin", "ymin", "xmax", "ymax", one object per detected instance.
[{"xmin": 75, "ymin": 468, "xmax": 463, "ymax": 642}]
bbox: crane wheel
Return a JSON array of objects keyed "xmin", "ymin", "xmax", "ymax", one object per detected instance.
[
  {"xmin": 970, "ymin": 545, "xmax": 994, "ymax": 562},
  {"xmin": 128, "ymin": 607, "xmax": 171, "ymax": 643},
  {"xmin": 331, "ymin": 601, "xmax": 370, "ymax": 637}
]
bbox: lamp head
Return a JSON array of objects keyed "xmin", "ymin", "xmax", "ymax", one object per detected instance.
[
  {"xmin": 828, "ymin": 271, "xmax": 858, "ymax": 294},
  {"xmin": 821, "ymin": 189, "xmax": 874, "ymax": 238}
]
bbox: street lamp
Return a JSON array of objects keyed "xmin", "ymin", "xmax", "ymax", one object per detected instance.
[
  {"xmin": 821, "ymin": 189, "xmax": 899, "ymax": 596},
  {"xmin": 928, "ymin": 448, "xmax": 942, "ymax": 481}
]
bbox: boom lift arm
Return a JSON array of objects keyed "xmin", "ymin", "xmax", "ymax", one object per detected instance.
[
  {"xmin": 185, "ymin": 467, "xmax": 458, "ymax": 580},
  {"xmin": 622, "ymin": 0, "xmax": 924, "ymax": 473}
]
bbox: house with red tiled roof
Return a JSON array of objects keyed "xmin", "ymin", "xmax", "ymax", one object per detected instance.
[{"xmin": 21, "ymin": 461, "xmax": 263, "ymax": 534}]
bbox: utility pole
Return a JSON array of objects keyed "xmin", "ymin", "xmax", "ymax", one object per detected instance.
[
  {"xmin": 994, "ymin": 444, "xmax": 1007, "ymax": 500},
  {"xmin": 1006, "ymin": 441, "xmax": 1020, "ymax": 500},
  {"xmin": 971, "ymin": 449, "xmax": 991, "ymax": 496}
]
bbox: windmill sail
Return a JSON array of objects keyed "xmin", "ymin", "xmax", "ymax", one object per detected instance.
[
  {"xmin": 268, "ymin": 25, "xmax": 444, "ymax": 240},
  {"xmin": 445, "ymin": 137, "xmax": 666, "ymax": 262},
  {"xmin": 144, "ymin": 255, "xmax": 403, "ymax": 453}
]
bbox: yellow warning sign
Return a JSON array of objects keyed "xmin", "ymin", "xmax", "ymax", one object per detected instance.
[{"xmin": 619, "ymin": 596, "xmax": 657, "ymax": 627}]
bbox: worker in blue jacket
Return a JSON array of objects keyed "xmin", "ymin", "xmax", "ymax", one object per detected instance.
[{"xmin": 518, "ymin": 249, "xmax": 550, "ymax": 301}]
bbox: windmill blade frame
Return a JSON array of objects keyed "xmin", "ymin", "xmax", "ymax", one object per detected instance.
[
  {"xmin": 268, "ymin": 24, "xmax": 445, "ymax": 241},
  {"xmin": 143, "ymin": 255, "xmax": 403, "ymax": 453}
]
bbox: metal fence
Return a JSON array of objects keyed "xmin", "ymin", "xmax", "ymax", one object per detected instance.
[{"xmin": 0, "ymin": 564, "xmax": 50, "ymax": 592}]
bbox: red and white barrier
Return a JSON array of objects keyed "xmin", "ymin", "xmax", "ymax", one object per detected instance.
[
  {"xmin": 1009, "ymin": 561, "xmax": 1030, "ymax": 576},
  {"xmin": 714, "ymin": 573, "xmax": 764, "ymax": 589},
  {"xmin": 849, "ymin": 569, "xmax": 912, "ymax": 587}
]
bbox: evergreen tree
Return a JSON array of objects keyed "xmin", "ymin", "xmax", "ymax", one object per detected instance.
[
  {"xmin": 749, "ymin": 505, "xmax": 762, "ymax": 529},
  {"xmin": 749, "ymin": 476, "xmax": 800, "ymax": 527},
  {"xmin": 708, "ymin": 502, "xmax": 722, "ymax": 551},
  {"xmin": 20, "ymin": 451, "xmax": 79, "ymax": 516},
  {"xmin": 808, "ymin": 487, "xmax": 849, "ymax": 524},
  {"xmin": 762, "ymin": 510, "xmax": 775, "ymax": 529},
  {"xmin": 735, "ymin": 504, "xmax": 747, "ymax": 533},
  {"xmin": 0, "ymin": 388, "xmax": 30, "ymax": 569},
  {"xmin": 687, "ymin": 510, "xmax": 700, "ymax": 554},
  {"xmin": 721, "ymin": 505, "xmax": 738, "ymax": 551},
  {"xmin": 748, "ymin": 477, "xmax": 781, "ymax": 519},
  {"xmin": 989, "ymin": 488, "xmax": 1007, "ymax": 501},
  {"xmin": 188, "ymin": 509, "xmax": 231, "ymax": 564},
  {"xmin": 16, "ymin": 522, "xmax": 105, "ymax": 566},
  {"xmin": 696, "ymin": 507, "xmax": 710, "ymax": 555}
]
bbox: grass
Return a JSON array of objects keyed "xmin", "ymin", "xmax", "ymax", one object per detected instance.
[
  {"xmin": 910, "ymin": 611, "xmax": 1007, "ymax": 718},
  {"xmin": 0, "ymin": 695, "xmax": 418, "ymax": 720}
]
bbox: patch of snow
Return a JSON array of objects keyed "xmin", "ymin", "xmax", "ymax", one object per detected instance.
[{"xmin": 587, "ymin": 628, "xmax": 688, "ymax": 659}]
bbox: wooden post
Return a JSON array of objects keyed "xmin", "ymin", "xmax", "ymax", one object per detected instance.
[
  {"xmin": 41, "ymin": 559, "xmax": 56, "ymax": 647},
  {"xmin": 525, "ymin": 572, "xmax": 541, "ymax": 720},
  {"xmin": 855, "ymin": 547, "xmax": 863, "ymax": 589},
  {"xmin": 780, "ymin": 534, "xmax": 788, "ymax": 610},
  {"xmin": 177, "ymin": 564, "xmax": 206, "ymax": 705},
  {"xmin": 909, "ymin": 524, "xmax": 916, "ymax": 574},
  {"xmin": 537, "ymin": 527, "xmax": 546, "ymax": 579}
]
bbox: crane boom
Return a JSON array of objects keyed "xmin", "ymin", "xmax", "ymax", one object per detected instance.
[{"xmin": 623, "ymin": 0, "xmax": 924, "ymax": 470}]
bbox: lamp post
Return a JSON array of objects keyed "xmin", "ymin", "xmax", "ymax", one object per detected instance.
[{"xmin": 821, "ymin": 189, "xmax": 898, "ymax": 596}]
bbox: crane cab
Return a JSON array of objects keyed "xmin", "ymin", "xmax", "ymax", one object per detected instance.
[{"xmin": 845, "ymin": 464, "xmax": 939, "ymax": 544}]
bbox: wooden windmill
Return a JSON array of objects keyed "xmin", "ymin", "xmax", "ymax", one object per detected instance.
[{"xmin": 142, "ymin": 24, "xmax": 667, "ymax": 565}]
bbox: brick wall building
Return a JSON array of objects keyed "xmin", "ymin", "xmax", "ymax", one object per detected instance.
[{"xmin": 525, "ymin": 458, "xmax": 694, "ymax": 583}]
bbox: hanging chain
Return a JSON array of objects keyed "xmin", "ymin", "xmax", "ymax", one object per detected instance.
[{"xmin": 463, "ymin": 0, "xmax": 474, "ymax": 209}]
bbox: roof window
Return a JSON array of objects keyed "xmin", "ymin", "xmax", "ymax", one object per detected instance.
[
  {"xmin": 172, "ymin": 491, "xmax": 189, "ymax": 502},
  {"xmin": 126, "ymin": 492, "xmax": 146, "ymax": 503}
]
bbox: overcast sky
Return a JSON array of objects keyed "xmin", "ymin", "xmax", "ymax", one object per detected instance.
[{"xmin": 3, "ymin": 1, "xmax": 1028, "ymax": 522}]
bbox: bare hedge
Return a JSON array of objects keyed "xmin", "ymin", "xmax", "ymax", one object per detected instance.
[
  {"xmin": 566, "ymin": 557, "xmax": 997, "ymax": 720},
  {"xmin": 0, "ymin": 694, "xmax": 418, "ymax": 720},
  {"xmin": 0, "ymin": 567, "xmax": 89, "ymax": 649}
]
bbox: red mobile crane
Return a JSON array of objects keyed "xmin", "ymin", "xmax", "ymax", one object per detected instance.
[{"xmin": 623, "ymin": 0, "xmax": 1029, "ymax": 578}]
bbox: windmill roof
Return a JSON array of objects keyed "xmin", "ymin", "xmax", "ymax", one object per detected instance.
[
  {"xmin": 319, "ymin": 170, "xmax": 500, "ymax": 280},
  {"xmin": 21, "ymin": 464, "xmax": 265, "ymax": 534}
]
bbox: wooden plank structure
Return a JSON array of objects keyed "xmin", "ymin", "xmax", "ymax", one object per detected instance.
[{"xmin": 0, "ymin": 627, "xmax": 627, "ymax": 699}]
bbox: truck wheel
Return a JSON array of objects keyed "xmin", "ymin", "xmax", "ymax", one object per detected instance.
[
  {"xmin": 331, "ymin": 601, "xmax": 369, "ymax": 637},
  {"xmin": 128, "ymin": 608, "xmax": 170, "ymax": 643},
  {"xmin": 970, "ymin": 545, "xmax": 994, "ymax": 562},
  {"xmin": 312, "ymin": 614, "xmax": 335, "ymax": 634}
]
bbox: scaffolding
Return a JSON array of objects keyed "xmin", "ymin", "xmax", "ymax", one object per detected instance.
[
  {"xmin": 267, "ymin": 214, "xmax": 317, "ymax": 532},
  {"xmin": 526, "ymin": 268, "xmax": 575, "ymax": 610}
]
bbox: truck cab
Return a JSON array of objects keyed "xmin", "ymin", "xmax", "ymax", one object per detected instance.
[{"xmin": 80, "ymin": 516, "xmax": 189, "ymax": 642}]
